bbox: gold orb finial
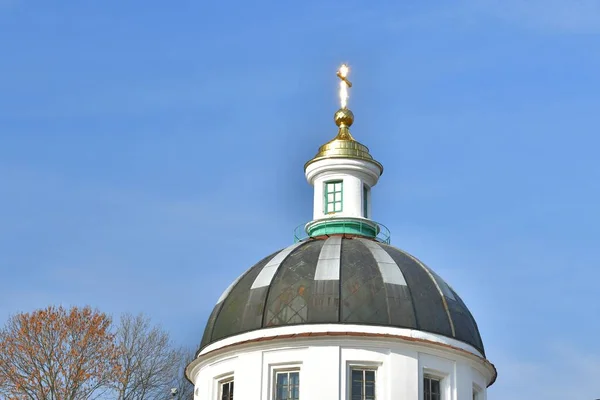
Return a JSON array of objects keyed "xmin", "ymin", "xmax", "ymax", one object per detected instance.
[
  {"xmin": 304, "ymin": 63, "xmax": 383, "ymax": 174},
  {"xmin": 334, "ymin": 108, "xmax": 354, "ymax": 127}
]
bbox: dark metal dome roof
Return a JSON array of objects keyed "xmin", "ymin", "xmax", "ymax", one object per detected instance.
[{"xmin": 200, "ymin": 236, "xmax": 484, "ymax": 355}]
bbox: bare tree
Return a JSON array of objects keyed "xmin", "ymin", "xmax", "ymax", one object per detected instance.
[
  {"xmin": 169, "ymin": 347, "xmax": 196, "ymax": 400},
  {"xmin": 0, "ymin": 306, "xmax": 121, "ymax": 400},
  {"xmin": 114, "ymin": 313, "xmax": 182, "ymax": 400}
]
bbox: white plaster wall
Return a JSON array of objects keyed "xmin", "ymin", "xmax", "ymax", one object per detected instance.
[
  {"xmin": 418, "ymin": 353, "xmax": 456, "ymax": 400},
  {"xmin": 313, "ymin": 174, "xmax": 363, "ymax": 219},
  {"xmin": 190, "ymin": 335, "xmax": 493, "ymax": 400},
  {"xmin": 237, "ymin": 351, "xmax": 262, "ymax": 400},
  {"xmin": 341, "ymin": 346, "xmax": 388, "ymax": 399},
  {"xmin": 302, "ymin": 346, "xmax": 339, "ymax": 399},
  {"xmin": 471, "ymin": 367, "xmax": 488, "ymax": 400},
  {"xmin": 260, "ymin": 347, "xmax": 307, "ymax": 400},
  {"xmin": 198, "ymin": 324, "xmax": 485, "ymax": 359},
  {"xmin": 305, "ymin": 158, "xmax": 381, "ymax": 220},
  {"xmin": 194, "ymin": 355, "xmax": 237, "ymax": 400}
]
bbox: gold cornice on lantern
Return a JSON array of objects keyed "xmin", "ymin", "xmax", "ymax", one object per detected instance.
[{"xmin": 304, "ymin": 64, "xmax": 383, "ymax": 174}]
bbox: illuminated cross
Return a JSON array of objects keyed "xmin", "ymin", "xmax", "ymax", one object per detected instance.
[{"xmin": 336, "ymin": 64, "xmax": 352, "ymax": 109}]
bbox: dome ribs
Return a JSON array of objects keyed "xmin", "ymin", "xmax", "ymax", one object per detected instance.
[
  {"xmin": 311, "ymin": 237, "xmax": 342, "ymax": 323},
  {"xmin": 199, "ymin": 238, "xmax": 485, "ymax": 356},
  {"xmin": 382, "ymin": 246, "xmax": 455, "ymax": 340},
  {"xmin": 208, "ymin": 250, "xmax": 280, "ymax": 344},
  {"xmin": 447, "ymin": 287, "xmax": 485, "ymax": 355},
  {"xmin": 339, "ymin": 238, "xmax": 389, "ymax": 325},
  {"xmin": 263, "ymin": 240, "xmax": 323, "ymax": 327},
  {"xmin": 357, "ymin": 239, "xmax": 417, "ymax": 328}
]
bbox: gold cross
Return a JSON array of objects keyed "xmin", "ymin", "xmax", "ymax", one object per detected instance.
[
  {"xmin": 337, "ymin": 64, "xmax": 353, "ymax": 87},
  {"xmin": 337, "ymin": 64, "xmax": 352, "ymax": 109}
]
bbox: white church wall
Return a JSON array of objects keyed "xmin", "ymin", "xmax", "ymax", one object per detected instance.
[
  {"xmin": 471, "ymin": 366, "xmax": 488, "ymax": 400},
  {"xmin": 390, "ymin": 346, "xmax": 420, "ymax": 399},
  {"xmin": 235, "ymin": 351, "xmax": 262, "ymax": 400},
  {"xmin": 259, "ymin": 347, "xmax": 307, "ymax": 400},
  {"xmin": 455, "ymin": 362, "xmax": 472, "ymax": 400},
  {"xmin": 340, "ymin": 346, "xmax": 389, "ymax": 399},
  {"xmin": 305, "ymin": 158, "xmax": 381, "ymax": 220},
  {"xmin": 194, "ymin": 355, "xmax": 237, "ymax": 400},
  {"xmin": 312, "ymin": 173, "xmax": 363, "ymax": 219},
  {"xmin": 302, "ymin": 345, "xmax": 340, "ymax": 399},
  {"xmin": 190, "ymin": 332, "xmax": 493, "ymax": 400},
  {"xmin": 198, "ymin": 324, "xmax": 485, "ymax": 359},
  {"xmin": 418, "ymin": 352, "xmax": 456, "ymax": 400}
]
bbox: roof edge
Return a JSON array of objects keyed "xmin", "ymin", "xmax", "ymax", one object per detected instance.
[{"xmin": 187, "ymin": 329, "xmax": 497, "ymax": 387}]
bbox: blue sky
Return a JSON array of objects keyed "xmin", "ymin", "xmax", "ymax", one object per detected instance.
[{"xmin": 1, "ymin": 0, "xmax": 599, "ymax": 398}]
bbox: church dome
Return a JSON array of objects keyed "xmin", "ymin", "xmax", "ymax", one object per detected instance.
[
  {"xmin": 189, "ymin": 64, "xmax": 496, "ymax": 397},
  {"xmin": 199, "ymin": 236, "xmax": 485, "ymax": 356}
]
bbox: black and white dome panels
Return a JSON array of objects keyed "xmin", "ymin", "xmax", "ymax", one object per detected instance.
[{"xmin": 200, "ymin": 237, "xmax": 484, "ymax": 355}]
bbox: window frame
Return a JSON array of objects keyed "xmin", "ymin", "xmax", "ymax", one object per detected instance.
[
  {"xmin": 423, "ymin": 374, "xmax": 442, "ymax": 400},
  {"xmin": 362, "ymin": 184, "xmax": 369, "ymax": 218},
  {"xmin": 420, "ymin": 354, "xmax": 453, "ymax": 400},
  {"xmin": 218, "ymin": 376, "xmax": 234, "ymax": 400},
  {"xmin": 324, "ymin": 180, "xmax": 343, "ymax": 214},
  {"xmin": 272, "ymin": 368, "xmax": 300, "ymax": 400},
  {"xmin": 349, "ymin": 366, "xmax": 377, "ymax": 400},
  {"xmin": 472, "ymin": 383, "xmax": 482, "ymax": 400}
]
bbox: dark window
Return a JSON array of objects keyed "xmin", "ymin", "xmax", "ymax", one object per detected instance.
[
  {"xmin": 363, "ymin": 185, "xmax": 369, "ymax": 218},
  {"xmin": 424, "ymin": 375, "xmax": 441, "ymax": 400},
  {"xmin": 220, "ymin": 379, "xmax": 234, "ymax": 400},
  {"xmin": 351, "ymin": 368, "xmax": 376, "ymax": 400},
  {"xmin": 275, "ymin": 371, "xmax": 299, "ymax": 400}
]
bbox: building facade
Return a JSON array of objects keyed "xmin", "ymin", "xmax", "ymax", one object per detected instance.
[{"xmin": 186, "ymin": 65, "xmax": 496, "ymax": 400}]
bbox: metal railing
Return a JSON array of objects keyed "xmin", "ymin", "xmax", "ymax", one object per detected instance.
[{"xmin": 293, "ymin": 218, "xmax": 391, "ymax": 244}]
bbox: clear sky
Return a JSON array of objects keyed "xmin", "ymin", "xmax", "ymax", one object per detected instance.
[{"xmin": 1, "ymin": 1, "xmax": 599, "ymax": 398}]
